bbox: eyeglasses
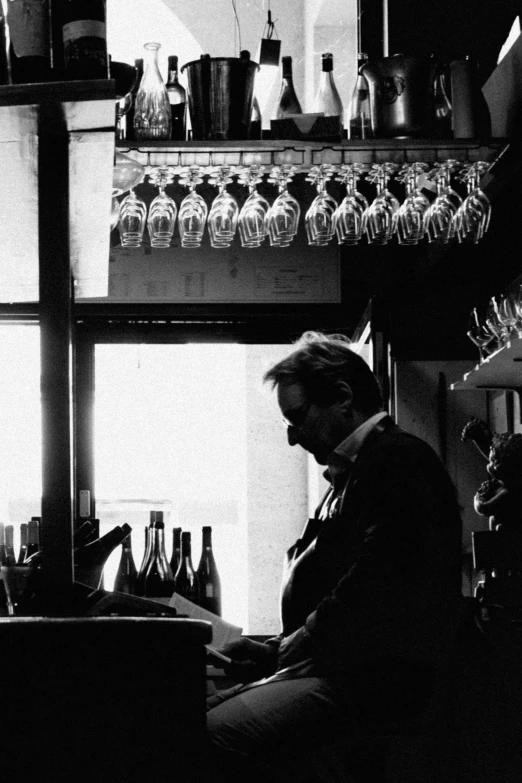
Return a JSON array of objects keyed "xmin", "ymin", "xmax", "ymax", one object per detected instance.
[{"xmin": 281, "ymin": 402, "xmax": 312, "ymax": 430}]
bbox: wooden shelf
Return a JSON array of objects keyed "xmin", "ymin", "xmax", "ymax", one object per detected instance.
[
  {"xmin": 117, "ymin": 138, "xmax": 507, "ymax": 171},
  {"xmin": 450, "ymin": 337, "xmax": 522, "ymax": 391}
]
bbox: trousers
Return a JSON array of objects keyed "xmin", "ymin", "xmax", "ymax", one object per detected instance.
[{"xmin": 206, "ymin": 675, "xmax": 375, "ymax": 783}]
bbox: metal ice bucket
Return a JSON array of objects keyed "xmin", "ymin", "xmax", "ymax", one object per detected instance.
[{"xmin": 181, "ymin": 56, "xmax": 259, "ymax": 140}]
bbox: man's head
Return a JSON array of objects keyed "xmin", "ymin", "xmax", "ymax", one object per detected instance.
[{"xmin": 263, "ymin": 331, "xmax": 383, "ymax": 464}]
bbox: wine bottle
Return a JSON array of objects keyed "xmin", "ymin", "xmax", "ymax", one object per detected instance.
[
  {"xmin": 313, "ymin": 52, "xmax": 343, "ymax": 119},
  {"xmin": 75, "ymin": 523, "xmax": 132, "ymax": 590},
  {"xmin": 275, "ymin": 55, "xmax": 302, "ymax": 118},
  {"xmin": 0, "ymin": 3, "xmax": 8, "ymax": 85},
  {"xmin": 125, "ymin": 57, "xmax": 144, "ymax": 141},
  {"xmin": 4, "ymin": 525, "xmax": 16, "ymax": 567},
  {"xmin": 17, "ymin": 522, "xmax": 28, "ymax": 564},
  {"xmin": 73, "ymin": 519, "xmax": 97, "ymax": 548},
  {"xmin": 174, "ymin": 531, "xmax": 198, "ymax": 604},
  {"xmin": 249, "ymin": 96, "xmax": 262, "ymax": 140},
  {"xmin": 196, "ymin": 526, "xmax": 222, "ymax": 616},
  {"xmin": 135, "ymin": 512, "xmax": 154, "ymax": 597},
  {"xmin": 59, "ymin": 0, "xmax": 108, "ymax": 81},
  {"xmin": 170, "ymin": 526, "xmax": 182, "ymax": 578},
  {"xmin": 143, "ymin": 512, "xmax": 175, "ymax": 599},
  {"xmin": 0, "ymin": 523, "xmax": 6, "ymax": 566},
  {"xmin": 113, "ymin": 531, "xmax": 137, "ymax": 595},
  {"xmin": 6, "ymin": 0, "xmax": 52, "ymax": 84},
  {"xmin": 450, "ymin": 56, "xmax": 491, "ymax": 139},
  {"xmin": 25, "ymin": 517, "xmax": 40, "ymax": 560},
  {"xmin": 348, "ymin": 53, "xmax": 371, "ymax": 140},
  {"xmin": 166, "ymin": 55, "xmax": 187, "ymax": 141}
]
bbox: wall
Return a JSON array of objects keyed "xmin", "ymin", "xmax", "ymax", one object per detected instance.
[{"xmin": 394, "ymin": 361, "xmax": 490, "ymax": 592}]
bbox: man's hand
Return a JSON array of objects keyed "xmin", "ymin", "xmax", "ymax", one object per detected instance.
[{"xmin": 215, "ymin": 638, "xmax": 278, "ymax": 683}]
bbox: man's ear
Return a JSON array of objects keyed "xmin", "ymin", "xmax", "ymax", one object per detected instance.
[{"xmin": 335, "ymin": 381, "xmax": 353, "ymax": 411}]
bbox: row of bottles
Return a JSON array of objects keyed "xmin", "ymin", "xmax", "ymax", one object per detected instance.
[
  {"xmin": 0, "ymin": 0, "xmax": 108, "ymax": 85},
  {"xmin": 0, "ymin": 517, "xmax": 40, "ymax": 566},
  {"xmin": 114, "ymin": 514, "xmax": 222, "ymax": 616},
  {"xmin": 276, "ymin": 52, "xmax": 489, "ymax": 140}
]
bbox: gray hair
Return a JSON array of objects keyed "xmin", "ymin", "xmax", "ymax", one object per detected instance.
[{"xmin": 263, "ymin": 331, "xmax": 383, "ymax": 415}]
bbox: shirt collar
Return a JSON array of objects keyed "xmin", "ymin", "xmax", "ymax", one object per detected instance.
[{"xmin": 324, "ymin": 411, "xmax": 388, "ymax": 487}]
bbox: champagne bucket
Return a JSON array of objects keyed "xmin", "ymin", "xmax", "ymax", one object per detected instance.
[
  {"xmin": 181, "ymin": 56, "xmax": 259, "ymax": 140},
  {"xmin": 361, "ymin": 54, "xmax": 435, "ymax": 138}
]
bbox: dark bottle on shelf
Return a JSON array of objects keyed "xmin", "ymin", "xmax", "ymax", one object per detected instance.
[
  {"xmin": 174, "ymin": 531, "xmax": 198, "ymax": 604},
  {"xmin": 166, "ymin": 55, "xmax": 187, "ymax": 141},
  {"xmin": 4, "ymin": 525, "xmax": 16, "ymax": 567},
  {"xmin": 7, "ymin": 0, "xmax": 52, "ymax": 84},
  {"xmin": 73, "ymin": 519, "xmax": 97, "ymax": 548},
  {"xmin": 0, "ymin": 523, "xmax": 6, "ymax": 566},
  {"xmin": 17, "ymin": 522, "xmax": 28, "ymax": 564},
  {"xmin": 59, "ymin": 0, "xmax": 108, "ymax": 81},
  {"xmin": 348, "ymin": 53, "xmax": 371, "ymax": 140},
  {"xmin": 170, "ymin": 526, "xmax": 182, "ymax": 578},
  {"xmin": 25, "ymin": 517, "xmax": 41, "ymax": 561},
  {"xmin": 249, "ymin": 96, "xmax": 262, "ymax": 140},
  {"xmin": 125, "ymin": 57, "xmax": 144, "ymax": 141},
  {"xmin": 275, "ymin": 55, "xmax": 303, "ymax": 118},
  {"xmin": 196, "ymin": 526, "xmax": 222, "ymax": 616},
  {"xmin": 0, "ymin": 579, "xmax": 9, "ymax": 616},
  {"xmin": 135, "ymin": 512, "xmax": 154, "ymax": 597},
  {"xmin": 75, "ymin": 523, "xmax": 132, "ymax": 590},
  {"xmin": 450, "ymin": 56, "xmax": 491, "ymax": 139},
  {"xmin": 113, "ymin": 530, "xmax": 137, "ymax": 595},
  {"xmin": 143, "ymin": 512, "xmax": 175, "ymax": 599},
  {"xmin": 0, "ymin": 3, "xmax": 8, "ymax": 85}
]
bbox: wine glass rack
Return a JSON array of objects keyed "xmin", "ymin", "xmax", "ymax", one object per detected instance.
[{"xmin": 117, "ymin": 138, "xmax": 506, "ymax": 173}]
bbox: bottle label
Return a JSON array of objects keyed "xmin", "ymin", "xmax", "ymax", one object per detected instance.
[
  {"xmin": 7, "ymin": 0, "xmax": 49, "ymax": 59},
  {"xmin": 62, "ymin": 20, "xmax": 106, "ymax": 44},
  {"xmin": 206, "ymin": 585, "xmax": 214, "ymax": 598}
]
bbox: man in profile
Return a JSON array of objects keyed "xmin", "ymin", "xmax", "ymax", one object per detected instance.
[{"xmin": 207, "ymin": 331, "xmax": 464, "ymax": 782}]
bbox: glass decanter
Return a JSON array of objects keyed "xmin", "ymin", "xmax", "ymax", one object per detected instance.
[{"xmin": 133, "ymin": 42, "xmax": 171, "ymax": 140}]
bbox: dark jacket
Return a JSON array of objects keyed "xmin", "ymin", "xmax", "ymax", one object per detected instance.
[{"xmin": 273, "ymin": 416, "xmax": 464, "ymax": 700}]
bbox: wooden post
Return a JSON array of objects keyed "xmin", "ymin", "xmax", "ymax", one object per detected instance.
[{"xmin": 38, "ymin": 98, "xmax": 74, "ymax": 613}]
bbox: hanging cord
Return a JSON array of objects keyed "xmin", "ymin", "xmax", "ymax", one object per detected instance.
[
  {"xmin": 263, "ymin": 0, "xmax": 279, "ymax": 40},
  {"xmin": 231, "ymin": 0, "xmax": 242, "ymax": 54}
]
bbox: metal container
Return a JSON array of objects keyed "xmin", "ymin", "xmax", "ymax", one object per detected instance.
[
  {"xmin": 361, "ymin": 54, "xmax": 435, "ymax": 138},
  {"xmin": 181, "ymin": 56, "xmax": 259, "ymax": 141}
]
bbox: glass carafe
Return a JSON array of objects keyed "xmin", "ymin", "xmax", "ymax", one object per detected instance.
[{"xmin": 133, "ymin": 42, "xmax": 171, "ymax": 140}]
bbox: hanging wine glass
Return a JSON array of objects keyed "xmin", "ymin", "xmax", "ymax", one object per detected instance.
[
  {"xmin": 266, "ymin": 165, "xmax": 301, "ymax": 248},
  {"xmin": 425, "ymin": 160, "xmax": 462, "ymax": 244},
  {"xmin": 207, "ymin": 166, "xmax": 240, "ymax": 249},
  {"xmin": 147, "ymin": 166, "xmax": 177, "ymax": 248},
  {"xmin": 485, "ymin": 295, "xmax": 508, "ymax": 350},
  {"xmin": 333, "ymin": 163, "xmax": 369, "ymax": 245},
  {"xmin": 177, "ymin": 166, "xmax": 208, "ymax": 249},
  {"xmin": 237, "ymin": 165, "xmax": 270, "ymax": 248},
  {"xmin": 455, "ymin": 162, "xmax": 492, "ymax": 244},
  {"xmin": 395, "ymin": 162, "xmax": 430, "ymax": 245},
  {"xmin": 365, "ymin": 163, "xmax": 400, "ymax": 245},
  {"xmin": 118, "ymin": 188, "xmax": 148, "ymax": 248},
  {"xmin": 304, "ymin": 164, "xmax": 338, "ymax": 246},
  {"xmin": 496, "ymin": 291, "xmax": 520, "ymax": 340},
  {"xmin": 110, "ymin": 196, "xmax": 121, "ymax": 231},
  {"xmin": 467, "ymin": 307, "xmax": 495, "ymax": 363}
]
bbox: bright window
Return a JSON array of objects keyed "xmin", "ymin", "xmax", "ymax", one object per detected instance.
[{"xmin": 0, "ymin": 324, "xmax": 41, "ymax": 557}]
